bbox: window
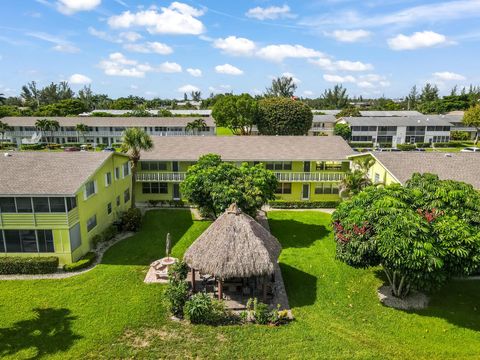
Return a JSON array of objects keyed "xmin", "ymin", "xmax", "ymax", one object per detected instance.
[
  {"xmin": 0, "ymin": 197, "xmax": 16, "ymax": 213},
  {"xmin": 115, "ymin": 167, "xmax": 120, "ymax": 180},
  {"xmin": 374, "ymin": 173, "xmax": 380, "ymax": 183},
  {"xmin": 266, "ymin": 162, "xmax": 292, "ymax": 171},
  {"xmin": 122, "ymin": 163, "xmax": 130, "ymax": 177},
  {"xmin": 69, "ymin": 224, "xmax": 81, "ymax": 251},
  {"xmin": 84, "ymin": 180, "xmax": 96, "ymax": 198},
  {"xmin": 105, "ymin": 172, "xmax": 112, "ymax": 186},
  {"xmin": 33, "ymin": 197, "xmax": 50, "ymax": 212},
  {"xmin": 141, "ymin": 162, "xmax": 168, "ymax": 171},
  {"xmin": 116, "ymin": 196, "xmax": 120, "ymax": 207},
  {"xmin": 124, "ymin": 188, "xmax": 130, "ymax": 203},
  {"xmin": 15, "ymin": 198, "xmax": 32, "ymax": 213},
  {"xmin": 87, "ymin": 215, "xmax": 97, "ymax": 232},
  {"xmin": 37, "ymin": 230, "xmax": 54, "ymax": 252},
  {"xmin": 276, "ymin": 183, "xmax": 292, "ymax": 194},
  {"xmin": 315, "ymin": 183, "xmax": 339, "ymax": 194},
  {"xmin": 351, "ymin": 136, "xmax": 373, "ymax": 142},
  {"xmin": 49, "ymin": 197, "xmax": 66, "ymax": 212},
  {"xmin": 107, "ymin": 202, "xmax": 112, "ymax": 215},
  {"xmin": 1, "ymin": 229, "xmax": 53, "ymax": 253},
  {"xmin": 66, "ymin": 197, "xmax": 77, "ymax": 211},
  {"xmin": 142, "ymin": 182, "xmax": 168, "ymax": 194}
]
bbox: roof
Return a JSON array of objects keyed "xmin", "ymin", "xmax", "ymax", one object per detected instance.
[
  {"xmin": 313, "ymin": 115, "xmax": 337, "ymax": 123},
  {"xmin": 0, "ymin": 151, "xmax": 119, "ymax": 195},
  {"xmin": 1, "ymin": 116, "xmax": 215, "ymax": 127},
  {"xmin": 312, "ymin": 110, "xmax": 422, "ymax": 117},
  {"xmin": 345, "ymin": 115, "xmax": 454, "ymax": 127},
  {"xmin": 142, "ymin": 135, "xmax": 354, "ymax": 161},
  {"xmin": 366, "ymin": 152, "xmax": 480, "ymax": 189},
  {"xmin": 184, "ymin": 204, "xmax": 282, "ymax": 278}
]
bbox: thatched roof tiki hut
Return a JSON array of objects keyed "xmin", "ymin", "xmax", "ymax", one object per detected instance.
[{"xmin": 184, "ymin": 203, "xmax": 282, "ymax": 305}]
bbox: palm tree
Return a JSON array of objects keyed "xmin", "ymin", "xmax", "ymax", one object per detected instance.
[
  {"xmin": 121, "ymin": 128, "xmax": 153, "ymax": 208},
  {"xmin": 0, "ymin": 120, "xmax": 13, "ymax": 146},
  {"xmin": 35, "ymin": 119, "xmax": 60, "ymax": 144},
  {"xmin": 48, "ymin": 120, "xmax": 60, "ymax": 144},
  {"xmin": 75, "ymin": 123, "xmax": 88, "ymax": 143},
  {"xmin": 352, "ymin": 157, "xmax": 375, "ymax": 173},
  {"xmin": 0, "ymin": 93, "xmax": 6, "ymax": 104},
  {"xmin": 185, "ymin": 118, "xmax": 207, "ymax": 134},
  {"xmin": 339, "ymin": 170, "xmax": 373, "ymax": 199},
  {"xmin": 35, "ymin": 119, "xmax": 50, "ymax": 143}
]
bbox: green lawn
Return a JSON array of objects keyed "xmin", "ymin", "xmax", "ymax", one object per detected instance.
[
  {"xmin": 215, "ymin": 127, "xmax": 234, "ymax": 136},
  {"xmin": 0, "ymin": 210, "xmax": 479, "ymax": 359}
]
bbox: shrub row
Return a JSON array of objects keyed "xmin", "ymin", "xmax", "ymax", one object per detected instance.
[
  {"xmin": 21, "ymin": 143, "xmax": 45, "ymax": 150},
  {"xmin": 397, "ymin": 144, "xmax": 417, "ymax": 151},
  {"xmin": 91, "ymin": 224, "xmax": 118, "ymax": 248},
  {"xmin": 120, "ymin": 208, "xmax": 142, "ymax": 232},
  {"xmin": 0, "ymin": 256, "xmax": 59, "ymax": 274},
  {"xmin": 349, "ymin": 142, "xmax": 373, "ymax": 148},
  {"xmin": 63, "ymin": 252, "xmax": 97, "ymax": 272},
  {"xmin": 433, "ymin": 141, "xmax": 469, "ymax": 148},
  {"xmin": 147, "ymin": 200, "xmax": 186, "ymax": 208},
  {"xmin": 0, "ymin": 142, "xmax": 16, "ymax": 149},
  {"xmin": 269, "ymin": 200, "xmax": 341, "ymax": 209}
]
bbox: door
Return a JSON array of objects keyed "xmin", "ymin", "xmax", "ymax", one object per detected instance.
[
  {"xmin": 303, "ymin": 161, "xmax": 310, "ymax": 172},
  {"xmin": 173, "ymin": 183, "xmax": 181, "ymax": 200},
  {"xmin": 302, "ymin": 184, "xmax": 310, "ymax": 200}
]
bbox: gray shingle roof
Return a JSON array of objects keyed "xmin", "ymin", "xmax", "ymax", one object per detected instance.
[
  {"xmin": 0, "ymin": 152, "xmax": 118, "ymax": 195},
  {"xmin": 345, "ymin": 115, "xmax": 453, "ymax": 126},
  {"xmin": 312, "ymin": 110, "xmax": 422, "ymax": 117},
  {"xmin": 1, "ymin": 117, "xmax": 215, "ymax": 127},
  {"xmin": 313, "ymin": 115, "xmax": 337, "ymax": 123},
  {"xmin": 369, "ymin": 152, "xmax": 480, "ymax": 189},
  {"xmin": 142, "ymin": 136, "xmax": 354, "ymax": 161}
]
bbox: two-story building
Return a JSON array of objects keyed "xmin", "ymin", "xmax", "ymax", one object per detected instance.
[
  {"xmin": 0, "ymin": 151, "xmax": 132, "ymax": 265},
  {"xmin": 2, "ymin": 116, "xmax": 216, "ymax": 146},
  {"xmin": 135, "ymin": 136, "xmax": 354, "ymax": 204}
]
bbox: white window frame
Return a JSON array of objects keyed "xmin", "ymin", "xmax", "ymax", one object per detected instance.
[
  {"xmin": 86, "ymin": 214, "xmax": 97, "ymax": 232},
  {"xmin": 84, "ymin": 180, "xmax": 97, "ymax": 200},
  {"xmin": 105, "ymin": 172, "xmax": 112, "ymax": 187},
  {"xmin": 122, "ymin": 163, "xmax": 130, "ymax": 179},
  {"xmin": 114, "ymin": 167, "xmax": 120, "ymax": 180}
]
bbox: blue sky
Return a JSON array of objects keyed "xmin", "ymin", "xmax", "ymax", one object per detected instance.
[{"xmin": 1, "ymin": 0, "xmax": 480, "ymax": 99}]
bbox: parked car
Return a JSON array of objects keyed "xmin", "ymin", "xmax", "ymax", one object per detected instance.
[
  {"xmin": 390, "ymin": 148, "xmax": 402, "ymax": 152},
  {"xmin": 102, "ymin": 147, "xmax": 116, "ymax": 152},
  {"xmin": 414, "ymin": 148, "xmax": 426, "ymax": 152},
  {"xmin": 460, "ymin": 147, "xmax": 480, "ymax": 152},
  {"xmin": 64, "ymin": 147, "xmax": 80, "ymax": 152}
]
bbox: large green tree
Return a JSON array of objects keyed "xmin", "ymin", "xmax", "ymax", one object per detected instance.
[
  {"xmin": 321, "ymin": 85, "xmax": 349, "ymax": 109},
  {"xmin": 332, "ymin": 173, "xmax": 480, "ymax": 298},
  {"xmin": 257, "ymin": 97, "xmax": 312, "ymax": 135},
  {"xmin": 335, "ymin": 107, "xmax": 361, "ymax": 119},
  {"xmin": 265, "ymin": 76, "xmax": 297, "ymax": 97},
  {"xmin": 75, "ymin": 123, "xmax": 88, "ymax": 143},
  {"xmin": 463, "ymin": 104, "xmax": 480, "ymax": 144},
  {"xmin": 181, "ymin": 154, "xmax": 277, "ymax": 218},
  {"xmin": 121, "ymin": 128, "xmax": 154, "ymax": 208},
  {"xmin": 35, "ymin": 119, "xmax": 60, "ymax": 143},
  {"xmin": 333, "ymin": 123, "xmax": 351, "ymax": 140},
  {"xmin": 211, "ymin": 94, "xmax": 259, "ymax": 135},
  {"xmin": 0, "ymin": 120, "xmax": 13, "ymax": 144}
]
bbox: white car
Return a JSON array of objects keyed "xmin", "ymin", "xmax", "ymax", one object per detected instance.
[{"xmin": 460, "ymin": 147, "xmax": 480, "ymax": 152}]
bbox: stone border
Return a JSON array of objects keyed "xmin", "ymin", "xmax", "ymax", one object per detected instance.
[{"xmin": 0, "ymin": 231, "xmax": 134, "ymax": 281}]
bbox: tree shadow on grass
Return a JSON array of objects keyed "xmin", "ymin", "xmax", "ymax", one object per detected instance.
[
  {"xmin": 280, "ymin": 263, "xmax": 317, "ymax": 307},
  {"xmin": 268, "ymin": 219, "xmax": 330, "ymax": 248},
  {"xmin": 102, "ymin": 209, "xmax": 195, "ymax": 266},
  {"xmin": 0, "ymin": 308, "xmax": 81, "ymax": 360},
  {"xmin": 373, "ymin": 270, "xmax": 480, "ymax": 332}
]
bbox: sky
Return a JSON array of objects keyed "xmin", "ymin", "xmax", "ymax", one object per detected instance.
[{"xmin": 1, "ymin": 0, "xmax": 480, "ymax": 99}]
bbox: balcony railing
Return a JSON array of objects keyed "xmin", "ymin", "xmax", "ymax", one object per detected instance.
[{"xmin": 136, "ymin": 171, "xmax": 345, "ymax": 183}]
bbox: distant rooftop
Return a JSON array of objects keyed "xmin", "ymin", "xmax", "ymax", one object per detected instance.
[
  {"xmin": 0, "ymin": 152, "xmax": 120, "ymax": 195},
  {"xmin": 366, "ymin": 152, "xmax": 480, "ymax": 189},
  {"xmin": 312, "ymin": 110, "xmax": 422, "ymax": 117},
  {"xmin": 79, "ymin": 109, "xmax": 211, "ymax": 116},
  {"xmin": 345, "ymin": 115, "xmax": 454, "ymax": 127},
  {"xmin": 142, "ymin": 136, "xmax": 354, "ymax": 161}
]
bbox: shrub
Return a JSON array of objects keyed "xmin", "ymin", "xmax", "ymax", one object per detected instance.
[
  {"xmin": 63, "ymin": 252, "xmax": 96, "ymax": 272},
  {"xmin": 397, "ymin": 144, "xmax": 416, "ymax": 151},
  {"xmin": 96, "ymin": 144, "xmax": 107, "ymax": 150},
  {"xmin": 416, "ymin": 142, "xmax": 431, "ymax": 148},
  {"xmin": 168, "ymin": 261, "xmax": 189, "ymax": 283},
  {"xmin": 0, "ymin": 142, "xmax": 16, "ymax": 149},
  {"xmin": 148, "ymin": 200, "xmax": 160, "ymax": 207},
  {"xmin": 165, "ymin": 280, "xmax": 189, "ymax": 317},
  {"xmin": 21, "ymin": 143, "xmax": 45, "ymax": 151},
  {"xmin": 349, "ymin": 142, "xmax": 373, "ymax": 148},
  {"xmin": 46, "ymin": 143, "xmax": 62, "ymax": 150},
  {"xmin": 269, "ymin": 200, "xmax": 340, "ymax": 209},
  {"xmin": 247, "ymin": 298, "xmax": 270, "ymax": 325},
  {"xmin": 0, "ymin": 256, "xmax": 59, "ymax": 274},
  {"xmin": 269, "ymin": 305, "xmax": 290, "ymax": 326},
  {"xmin": 102, "ymin": 224, "xmax": 118, "ymax": 242},
  {"xmin": 183, "ymin": 293, "xmax": 231, "ymax": 325},
  {"xmin": 434, "ymin": 141, "xmax": 468, "ymax": 148},
  {"xmin": 450, "ymin": 130, "xmax": 471, "ymax": 141},
  {"xmin": 378, "ymin": 143, "xmax": 392, "ymax": 148},
  {"xmin": 121, "ymin": 208, "xmax": 142, "ymax": 231}
]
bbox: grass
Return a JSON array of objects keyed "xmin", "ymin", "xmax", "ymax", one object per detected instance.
[
  {"xmin": 0, "ymin": 210, "xmax": 479, "ymax": 359},
  {"xmin": 215, "ymin": 127, "xmax": 234, "ymax": 136}
]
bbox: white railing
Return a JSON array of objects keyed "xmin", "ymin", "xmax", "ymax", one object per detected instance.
[{"xmin": 136, "ymin": 171, "xmax": 345, "ymax": 183}]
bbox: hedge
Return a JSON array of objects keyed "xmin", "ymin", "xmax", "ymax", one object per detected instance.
[
  {"xmin": 147, "ymin": 199, "xmax": 186, "ymax": 208},
  {"xmin": 433, "ymin": 141, "xmax": 469, "ymax": 148},
  {"xmin": 397, "ymin": 144, "xmax": 416, "ymax": 151},
  {"xmin": 0, "ymin": 256, "xmax": 59, "ymax": 274},
  {"xmin": 21, "ymin": 143, "xmax": 45, "ymax": 150},
  {"xmin": 349, "ymin": 142, "xmax": 373, "ymax": 148},
  {"xmin": 63, "ymin": 252, "xmax": 96, "ymax": 272},
  {"xmin": 416, "ymin": 142, "xmax": 431, "ymax": 148},
  {"xmin": 269, "ymin": 200, "xmax": 341, "ymax": 209}
]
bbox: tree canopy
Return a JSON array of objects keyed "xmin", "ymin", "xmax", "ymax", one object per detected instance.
[
  {"xmin": 181, "ymin": 154, "xmax": 277, "ymax": 218},
  {"xmin": 333, "ymin": 123, "xmax": 351, "ymax": 140},
  {"xmin": 332, "ymin": 173, "xmax": 480, "ymax": 298},
  {"xmin": 335, "ymin": 107, "xmax": 361, "ymax": 119},
  {"xmin": 257, "ymin": 97, "xmax": 312, "ymax": 135},
  {"xmin": 463, "ymin": 104, "xmax": 480, "ymax": 144},
  {"xmin": 211, "ymin": 94, "xmax": 259, "ymax": 135},
  {"xmin": 265, "ymin": 76, "xmax": 297, "ymax": 98}
]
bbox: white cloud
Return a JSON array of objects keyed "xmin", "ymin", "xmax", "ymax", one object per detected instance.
[
  {"xmin": 27, "ymin": 32, "xmax": 80, "ymax": 53},
  {"xmin": 53, "ymin": 43, "xmax": 80, "ymax": 53},
  {"xmin": 303, "ymin": 90, "xmax": 314, "ymax": 97},
  {"xmin": 213, "ymin": 36, "xmax": 256, "ymax": 56},
  {"xmin": 309, "ymin": 58, "xmax": 373, "ymax": 72},
  {"xmin": 124, "ymin": 41, "xmax": 173, "ymax": 54},
  {"xmin": 257, "ymin": 44, "xmax": 323, "ymax": 62},
  {"xmin": 215, "ymin": 63, "xmax": 243, "ymax": 75},
  {"xmin": 119, "ymin": 31, "xmax": 142, "ymax": 42},
  {"xmin": 98, "ymin": 52, "xmax": 182, "ymax": 77},
  {"xmin": 281, "ymin": 72, "xmax": 301, "ymax": 84},
  {"xmin": 108, "ymin": 2, "xmax": 205, "ymax": 35},
  {"xmin": 178, "ymin": 84, "xmax": 200, "ymax": 93},
  {"xmin": 387, "ymin": 31, "xmax": 448, "ymax": 50},
  {"xmin": 323, "ymin": 74, "xmax": 356, "ymax": 83},
  {"xmin": 433, "ymin": 71, "xmax": 466, "ymax": 81},
  {"xmin": 69, "ymin": 73, "xmax": 92, "ymax": 84},
  {"xmin": 56, "ymin": 0, "xmax": 101, "ymax": 15},
  {"xmin": 187, "ymin": 68, "xmax": 202, "ymax": 77},
  {"xmin": 88, "ymin": 27, "xmax": 142, "ymax": 43},
  {"xmin": 328, "ymin": 29, "xmax": 371, "ymax": 42},
  {"xmin": 245, "ymin": 5, "xmax": 295, "ymax": 20}
]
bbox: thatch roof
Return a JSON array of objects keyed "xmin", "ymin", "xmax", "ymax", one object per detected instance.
[{"xmin": 184, "ymin": 204, "xmax": 282, "ymax": 279}]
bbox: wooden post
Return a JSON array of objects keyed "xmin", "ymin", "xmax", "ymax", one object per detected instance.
[
  {"xmin": 218, "ymin": 279, "xmax": 223, "ymax": 300},
  {"xmin": 191, "ymin": 268, "xmax": 196, "ymax": 292}
]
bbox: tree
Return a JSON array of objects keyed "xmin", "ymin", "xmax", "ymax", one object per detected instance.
[
  {"xmin": 75, "ymin": 123, "xmax": 88, "ymax": 143},
  {"xmin": 0, "ymin": 93, "xmax": 5, "ymax": 104},
  {"xmin": 335, "ymin": 107, "xmax": 361, "ymax": 119},
  {"xmin": 406, "ymin": 85, "xmax": 419, "ymax": 110},
  {"xmin": 190, "ymin": 91, "xmax": 201, "ymax": 102},
  {"xmin": 419, "ymin": 83, "xmax": 439, "ymax": 103},
  {"xmin": 78, "ymin": 85, "xmax": 94, "ymax": 111},
  {"xmin": 0, "ymin": 120, "xmax": 13, "ymax": 144},
  {"xmin": 321, "ymin": 85, "xmax": 349, "ymax": 109},
  {"xmin": 332, "ymin": 174, "xmax": 480, "ymax": 298},
  {"xmin": 257, "ymin": 97, "xmax": 312, "ymax": 135},
  {"xmin": 181, "ymin": 154, "xmax": 277, "ymax": 218},
  {"xmin": 35, "ymin": 119, "xmax": 59, "ymax": 143},
  {"xmin": 185, "ymin": 118, "xmax": 207, "ymax": 134},
  {"xmin": 333, "ymin": 123, "xmax": 351, "ymax": 140},
  {"xmin": 211, "ymin": 94, "xmax": 259, "ymax": 135},
  {"xmin": 35, "ymin": 99, "xmax": 87, "ymax": 116},
  {"xmin": 21, "ymin": 81, "xmax": 41, "ymax": 108},
  {"xmin": 339, "ymin": 170, "xmax": 372, "ymax": 199},
  {"xmin": 121, "ymin": 128, "xmax": 154, "ymax": 208},
  {"xmin": 265, "ymin": 76, "xmax": 297, "ymax": 97},
  {"xmin": 463, "ymin": 104, "xmax": 480, "ymax": 145}
]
